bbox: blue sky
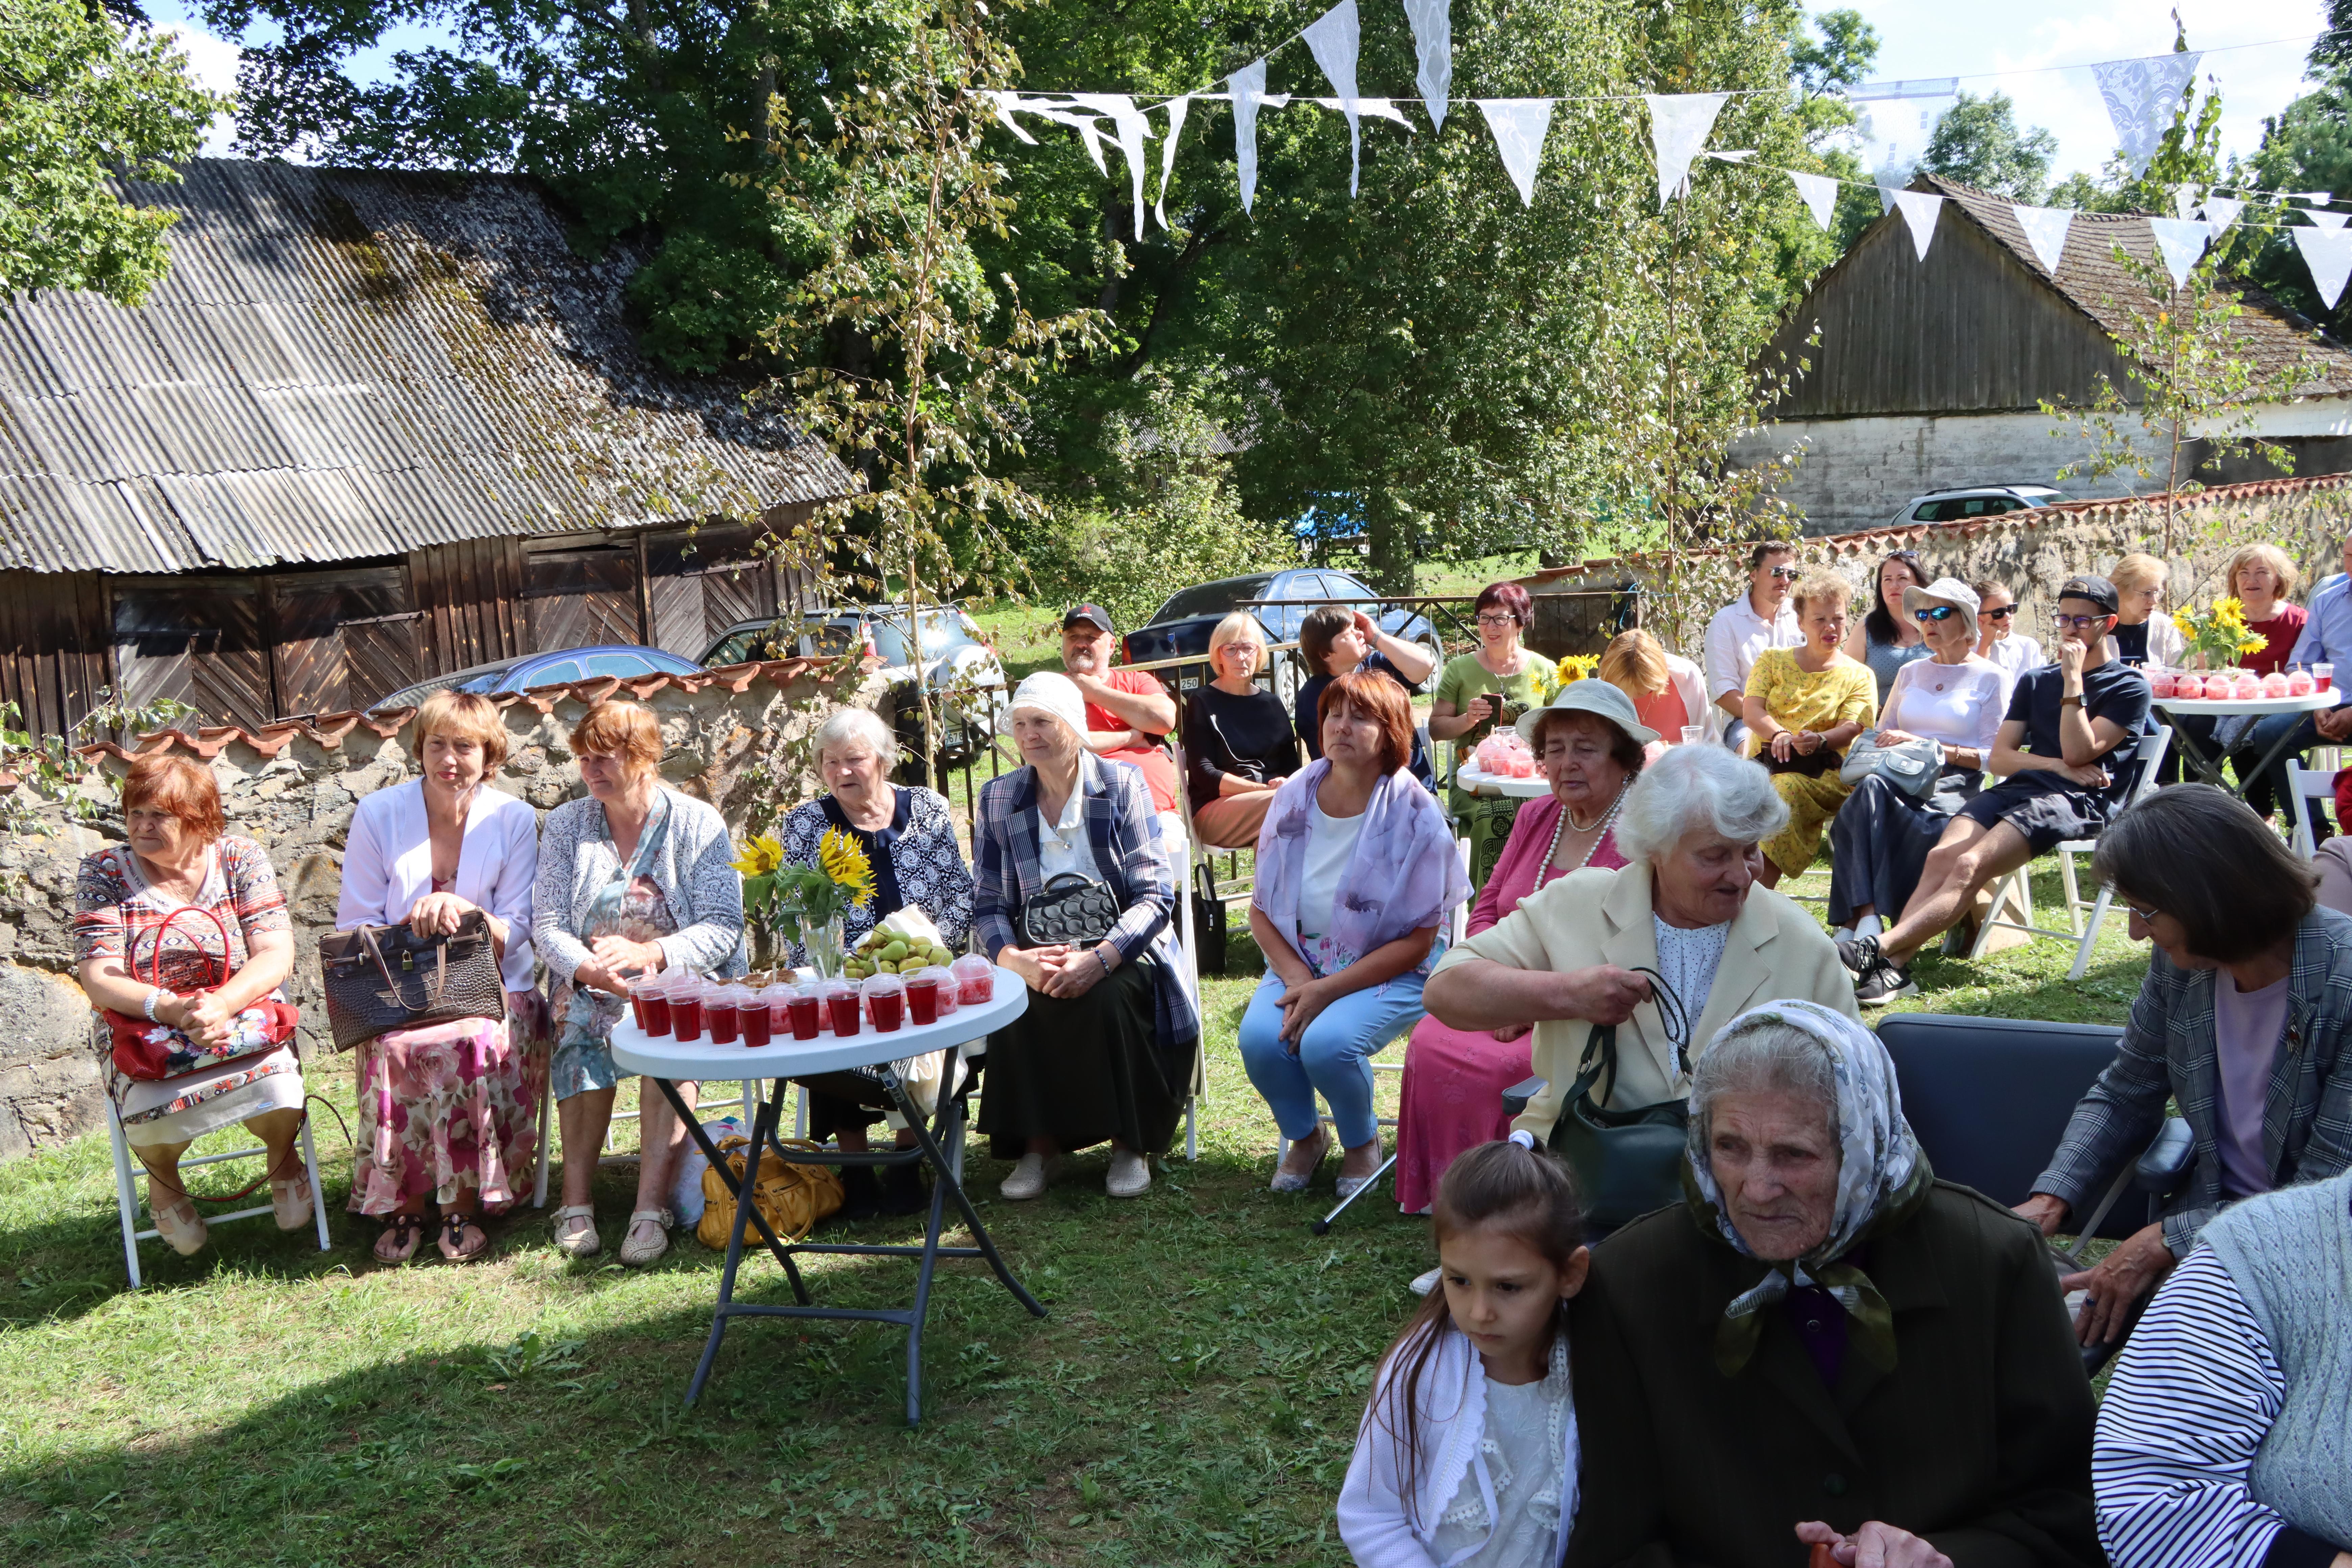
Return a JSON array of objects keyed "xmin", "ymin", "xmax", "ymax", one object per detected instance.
[{"xmin": 146, "ymin": 0, "xmax": 2337, "ymax": 177}]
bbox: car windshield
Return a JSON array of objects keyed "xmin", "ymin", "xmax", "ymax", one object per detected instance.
[
  {"xmin": 1151, "ymin": 575, "xmax": 1277, "ymax": 624},
  {"xmin": 865, "ymin": 610, "xmax": 980, "ymax": 668}
]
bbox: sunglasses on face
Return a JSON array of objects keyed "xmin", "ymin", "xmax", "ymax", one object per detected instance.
[
  {"xmin": 1765, "ymin": 566, "xmax": 1799, "ymax": 581},
  {"xmin": 1913, "ymin": 606, "xmax": 1960, "ymax": 623},
  {"xmin": 1982, "ymin": 606, "xmax": 2017, "ymax": 620}
]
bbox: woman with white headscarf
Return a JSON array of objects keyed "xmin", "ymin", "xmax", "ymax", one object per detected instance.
[{"xmin": 1563, "ymin": 1002, "xmax": 2102, "ymax": 1568}]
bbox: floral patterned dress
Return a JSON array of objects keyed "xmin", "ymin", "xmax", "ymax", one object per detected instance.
[{"xmin": 548, "ymin": 795, "xmax": 682, "ymax": 1101}]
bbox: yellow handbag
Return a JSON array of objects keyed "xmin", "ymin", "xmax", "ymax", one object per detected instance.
[{"xmin": 696, "ymin": 1134, "xmax": 845, "ymax": 1249}]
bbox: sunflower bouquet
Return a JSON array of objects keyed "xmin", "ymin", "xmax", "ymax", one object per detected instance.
[
  {"xmin": 734, "ymin": 827, "xmax": 875, "ymax": 975},
  {"xmin": 2171, "ymin": 597, "xmax": 2268, "ymax": 671}
]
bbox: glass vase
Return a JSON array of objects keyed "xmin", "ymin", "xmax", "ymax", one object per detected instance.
[{"xmin": 796, "ymin": 913, "xmax": 846, "ymax": 980}]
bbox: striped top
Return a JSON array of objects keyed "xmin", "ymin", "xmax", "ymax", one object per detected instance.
[{"xmin": 2093, "ymin": 1247, "xmax": 2342, "ymax": 1568}]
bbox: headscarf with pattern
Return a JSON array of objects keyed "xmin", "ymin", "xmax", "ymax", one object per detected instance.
[{"xmin": 1681, "ymin": 999, "xmax": 1933, "ymax": 1377}]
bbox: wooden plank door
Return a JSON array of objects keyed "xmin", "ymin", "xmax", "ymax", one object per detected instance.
[
  {"xmin": 523, "ymin": 544, "xmax": 641, "ymax": 652},
  {"xmin": 111, "ymin": 577, "xmax": 274, "ymax": 730},
  {"xmin": 268, "ymin": 566, "xmax": 423, "ymax": 715},
  {"xmin": 644, "ymin": 524, "xmax": 784, "ymax": 658}
]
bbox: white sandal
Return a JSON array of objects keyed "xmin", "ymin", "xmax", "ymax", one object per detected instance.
[
  {"xmin": 152, "ymin": 1196, "xmax": 208, "ymax": 1256},
  {"xmin": 270, "ymin": 1174, "xmax": 314, "ymax": 1231},
  {"xmin": 619, "ymin": 1207, "xmax": 673, "ymax": 1267},
  {"xmin": 552, "ymin": 1204, "xmax": 601, "ymax": 1258}
]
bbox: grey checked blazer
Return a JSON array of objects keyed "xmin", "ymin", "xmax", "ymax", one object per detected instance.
[{"xmin": 2034, "ymin": 905, "xmax": 2352, "ymax": 1254}]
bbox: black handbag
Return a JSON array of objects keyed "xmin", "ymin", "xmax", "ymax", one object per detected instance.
[
  {"xmin": 319, "ymin": 911, "xmax": 507, "ymax": 1053},
  {"xmin": 1545, "ymin": 968, "xmax": 1693, "ymax": 1230},
  {"xmin": 1190, "ymin": 859, "xmax": 1227, "ymax": 977},
  {"xmin": 1018, "ymin": 873, "xmax": 1124, "ymax": 948}
]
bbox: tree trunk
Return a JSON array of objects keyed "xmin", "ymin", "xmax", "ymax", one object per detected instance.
[{"xmin": 1365, "ymin": 492, "xmax": 1413, "ymax": 595}]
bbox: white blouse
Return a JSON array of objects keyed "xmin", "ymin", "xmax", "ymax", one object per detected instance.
[
  {"xmin": 1300, "ymin": 799, "xmax": 1368, "ymax": 941},
  {"xmin": 1033, "ymin": 780, "xmax": 1101, "ymax": 884},
  {"xmin": 337, "ymin": 779, "xmax": 540, "ymax": 992},
  {"xmin": 1880, "ymin": 655, "xmax": 2008, "ymax": 756}
]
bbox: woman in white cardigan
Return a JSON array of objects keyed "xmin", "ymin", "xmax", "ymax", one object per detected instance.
[{"xmin": 336, "ymin": 692, "xmax": 541, "ymax": 1263}]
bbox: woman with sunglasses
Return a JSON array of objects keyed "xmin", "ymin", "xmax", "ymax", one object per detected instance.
[
  {"xmin": 1429, "ymin": 582, "xmax": 1557, "ymax": 889},
  {"xmin": 1827, "ymin": 579, "xmax": 2008, "ymax": 946},
  {"xmin": 1972, "ymin": 580, "xmax": 2043, "ymax": 703},
  {"xmin": 1841, "ymin": 550, "xmax": 1933, "ymax": 705}
]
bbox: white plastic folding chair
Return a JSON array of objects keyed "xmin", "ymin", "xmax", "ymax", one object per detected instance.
[
  {"xmin": 1969, "ymin": 726, "xmax": 2171, "ymax": 981},
  {"xmin": 2285, "ymin": 758, "xmax": 2338, "ymax": 858},
  {"xmin": 106, "ymin": 1089, "xmax": 331, "ymax": 1289}
]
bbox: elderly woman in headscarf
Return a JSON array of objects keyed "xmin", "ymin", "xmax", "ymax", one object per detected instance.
[{"xmin": 1563, "ymin": 1002, "xmax": 2103, "ymax": 1568}]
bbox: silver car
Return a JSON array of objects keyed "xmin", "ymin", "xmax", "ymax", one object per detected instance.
[{"xmin": 1889, "ymin": 485, "xmax": 2074, "ymax": 525}]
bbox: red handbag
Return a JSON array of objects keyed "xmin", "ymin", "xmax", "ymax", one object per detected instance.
[{"xmin": 103, "ymin": 904, "xmax": 300, "ymax": 1082}]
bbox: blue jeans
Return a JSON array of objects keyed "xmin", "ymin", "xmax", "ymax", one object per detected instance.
[
  {"xmin": 1237, "ymin": 969, "xmax": 1427, "ymax": 1148},
  {"xmin": 2248, "ymin": 706, "xmax": 2347, "ymax": 835}
]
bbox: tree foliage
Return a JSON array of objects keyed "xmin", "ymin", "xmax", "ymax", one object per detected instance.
[
  {"xmin": 1921, "ymin": 92, "xmax": 2057, "ymax": 202},
  {"xmin": 1, "ymin": 0, "xmax": 228, "ymax": 304}
]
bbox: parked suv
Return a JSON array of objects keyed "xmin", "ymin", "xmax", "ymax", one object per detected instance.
[
  {"xmin": 1890, "ymin": 485, "xmax": 2073, "ymax": 525},
  {"xmin": 701, "ymin": 604, "xmax": 1007, "ymax": 764},
  {"xmin": 1120, "ymin": 568, "xmax": 1442, "ymax": 708}
]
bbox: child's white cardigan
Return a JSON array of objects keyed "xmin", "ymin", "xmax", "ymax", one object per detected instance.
[{"xmin": 1337, "ymin": 1322, "xmax": 1579, "ymax": 1568}]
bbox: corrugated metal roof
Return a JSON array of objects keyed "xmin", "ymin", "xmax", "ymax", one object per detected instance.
[{"xmin": 0, "ymin": 160, "xmax": 853, "ymax": 573}]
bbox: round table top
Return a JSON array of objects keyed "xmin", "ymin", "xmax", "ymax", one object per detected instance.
[
  {"xmin": 1454, "ymin": 762, "xmax": 1552, "ymax": 799},
  {"xmin": 609, "ymin": 965, "xmax": 1029, "ymax": 1079},
  {"xmin": 2152, "ymin": 689, "xmax": 2337, "ymax": 716}
]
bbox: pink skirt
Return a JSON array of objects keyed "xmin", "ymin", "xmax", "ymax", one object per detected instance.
[
  {"xmin": 1394, "ymin": 1013, "xmax": 1535, "ymax": 1214},
  {"xmin": 349, "ymin": 1016, "xmax": 537, "ymax": 1216}
]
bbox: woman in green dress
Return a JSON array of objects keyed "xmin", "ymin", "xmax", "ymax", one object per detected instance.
[{"xmin": 1429, "ymin": 582, "xmax": 1557, "ymax": 889}]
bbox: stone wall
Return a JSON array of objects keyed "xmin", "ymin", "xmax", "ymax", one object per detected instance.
[{"xmin": 0, "ymin": 659, "xmax": 877, "ymax": 1160}]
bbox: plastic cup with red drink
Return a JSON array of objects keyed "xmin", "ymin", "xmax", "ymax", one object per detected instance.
[
  {"xmin": 783, "ymin": 983, "xmax": 821, "ymax": 1041},
  {"xmin": 734, "ymin": 985, "xmax": 772, "ymax": 1047},
  {"xmin": 905, "ymin": 966, "xmax": 950, "ymax": 1025},
  {"xmin": 2320, "ymin": 663, "xmax": 2336, "ymax": 693},
  {"xmin": 864, "ymin": 973, "xmax": 905, "ymax": 1033},
  {"xmin": 823, "ymin": 980, "xmax": 862, "ymax": 1036},
  {"xmin": 671, "ymin": 976, "xmax": 706, "ymax": 1042}
]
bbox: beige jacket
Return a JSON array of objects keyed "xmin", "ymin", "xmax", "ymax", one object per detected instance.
[{"xmin": 1431, "ymin": 863, "xmax": 1860, "ymax": 1137}]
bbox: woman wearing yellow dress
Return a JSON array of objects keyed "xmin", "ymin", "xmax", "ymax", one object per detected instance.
[{"xmin": 1741, "ymin": 572, "xmax": 1878, "ymax": 888}]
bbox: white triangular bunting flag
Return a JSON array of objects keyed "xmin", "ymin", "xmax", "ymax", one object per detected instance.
[
  {"xmin": 2148, "ymin": 216, "xmax": 2210, "ymax": 288},
  {"xmin": 1302, "ymin": 0, "xmax": 1364, "ymax": 196},
  {"xmin": 2172, "ymin": 185, "xmax": 2198, "ymax": 221},
  {"xmin": 1644, "ymin": 92, "xmax": 1730, "ymax": 206},
  {"xmin": 1403, "ymin": 0, "xmax": 1452, "ymax": 131},
  {"xmin": 1788, "ymin": 170, "xmax": 1839, "ymax": 231},
  {"xmin": 2092, "ymin": 52, "xmax": 2203, "ymax": 178},
  {"xmin": 2307, "ymin": 210, "xmax": 2351, "ymax": 233},
  {"xmin": 2011, "ymin": 203, "xmax": 2072, "ymax": 275},
  {"xmin": 1475, "ymin": 98, "xmax": 1555, "ymax": 207},
  {"xmin": 1311, "ymin": 98, "xmax": 1413, "ymax": 127},
  {"xmin": 1230, "ymin": 60, "xmax": 1269, "ymax": 215},
  {"xmin": 1887, "ymin": 189, "xmax": 1942, "ymax": 260},
  {"xmin": 2294, "ymin": 189, "xmax": 2335, "ymax": 203},
  {"xmin": 2202, "ymin": 197, "xmax": 2245, "ymax": 240},
  {"xmin": 1155, "ymin": 96, "xmax": 1190, "ymax": 231},
  {"xmin": 987, "ymin": 91, "xmax": 1038, "ymax": 144},
  {"xmin": 1072, "ymin": 94, "xmax": 1154, "ymax": 239},
  {"xmin": 2294, "ymin": 226, "xmax": 2352, "ymax": 309}
]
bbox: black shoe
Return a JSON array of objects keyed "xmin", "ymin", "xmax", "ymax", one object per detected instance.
[
  {"xmin": 1836, "ymin": 932, "xmax": 1880, "ymax": 978},
  {"xmin": 880, "ymin": 1159, "xmax": 929, "ymax": 1216},
  {"xmin": 1855, "ymin": 959, "xmax": 1918, "ymax": 1006},
  {"xmin": 832, "ymin": 1165, "xmax": 884, "ymax": 1222}
]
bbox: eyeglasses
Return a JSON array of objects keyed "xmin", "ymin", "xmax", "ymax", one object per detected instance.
[
  {"xmin": 1912, "ymin": 606, "xmax": 1959, "ymax": 623},
  {"xmin": 2122, "ymin": 899, "xmax": 2163, "ymax": 924},
  {"xmin": 1982, "ymin": 606, "xmax": 2018, "ymax": 620},
  {"xmin": 1474, "ymin": 612, "xmax": 1520, "ymax": 627},
  {"xmin": 1765, "ymin": 567, "xmax": 1800, "ymax": 581},
  {"xmin": 2053, "ymin": 613, "xmax": 2113, "ymax": 630}
]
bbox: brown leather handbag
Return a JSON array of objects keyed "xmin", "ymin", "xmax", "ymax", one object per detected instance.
[{"xmin": 319, "ymin": 912, "xmax": 506, "ymax": 1052}]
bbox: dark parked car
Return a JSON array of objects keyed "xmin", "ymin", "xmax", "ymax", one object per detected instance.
[
  {"xmin": 701, "ymin": 605, "xmax": 1007, "ymax": 766},
  {"xmin": 376, "ymin": 645, "xmax": 705, "ymax": 712},
  {"xmin": 1120, "ymin": 568, "xmax": 1442, "ymax": 707}
]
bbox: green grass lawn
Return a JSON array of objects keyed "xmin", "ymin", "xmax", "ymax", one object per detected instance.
[{"xmin": 0, "ymin": 876, "xmax": 2142, "ymax": 1568}]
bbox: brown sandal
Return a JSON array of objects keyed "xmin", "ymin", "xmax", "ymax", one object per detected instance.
[
  {"xmin": 437, "ymin": 1211, "xmax": 490, "ymax": 1262},
  {"xmin": 374, "ymin": 1212, "xmax": 426, "ymax": 1264}
]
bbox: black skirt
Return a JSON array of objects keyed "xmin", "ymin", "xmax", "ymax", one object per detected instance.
[
  {"xmin": 1827, "ymin": 768, "xmax": 1978, "ymax": 926},
  {"xmin": 977, "ymin": 961, "xmax": 1189, "ymax": 1158}
]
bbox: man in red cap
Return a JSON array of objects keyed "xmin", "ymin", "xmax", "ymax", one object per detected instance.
[{"xmin": 1058, "ymin": 604, "xmax": 1182, "ymax": 835}]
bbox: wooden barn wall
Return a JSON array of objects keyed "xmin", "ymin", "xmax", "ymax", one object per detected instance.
[
  {"xmin": 1767, "ymin": 216, "xmax": 2136, "ymax": 419},
  {"xmin": 0, "ymin": 572, "xmax": 111, "ymax": 738},
  {"xmin": 409, "ymin": 538, "xmax": 528, "ymax": 674}
]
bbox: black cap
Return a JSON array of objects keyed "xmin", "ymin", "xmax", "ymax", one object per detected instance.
[
  {"xmin": 2057, "ymin": 574, "xmax": 2119, "ymax": 615},
  {"xmin": 1061, "ymin": 603, "xmax": 1114, "ymax": 633}
]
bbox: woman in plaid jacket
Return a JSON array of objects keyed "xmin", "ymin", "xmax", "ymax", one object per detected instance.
[{"xmin": 972, "ymin": 673, "xmax": 1198, "ymax": 1203}]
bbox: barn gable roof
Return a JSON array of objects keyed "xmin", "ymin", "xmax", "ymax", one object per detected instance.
[
  {"xmin": 0, "ymin": 160, "xmax": 853, "ymax": 574},
  {"xmin": 1765, "ymin": 173, "xmax": 2352, "ymax": 420}
]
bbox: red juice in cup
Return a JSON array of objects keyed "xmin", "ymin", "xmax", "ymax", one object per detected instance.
[
  {"xmin": 705, "ymin": 990, "xmax": 739, "ymax": 1045},
  {"xmin": 905, "ymin": 974, "xmax": 940, "ymax": 1026},
  {"xmin": 737, "ymin": 992, "xmax": 771, "ymax": 1047},
  {"xmin": 866, "ymin": 976, "xmax": 904, "ymax": 1033},
  {"xmin": 785, "ymin": 988, "xmax": 821, "ymax": 1041},
  {"xmin": 825, "ymin": 985, "xmax": 862, "ymax": 1036},
  {"xmin": 673, "ymin": 990, "xmax": 705, "ymax": 1043},
  {"xmin": 639, "ymin": 985, "xmax": 672, "ymax": 1037},
  {"xmin": 628, "ymin": 985, "xmax": 651, "ymax": 1033}
]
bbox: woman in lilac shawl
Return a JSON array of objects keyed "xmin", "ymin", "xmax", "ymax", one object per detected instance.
[{"xmin": 1244, "ymin": 671, "xmax": 1470, "ymax": 1199}]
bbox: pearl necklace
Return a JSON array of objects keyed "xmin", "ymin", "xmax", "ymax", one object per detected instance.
[{"xmin": 1536, "ymin": 783, "xmax": 1628, "ymax": 891}]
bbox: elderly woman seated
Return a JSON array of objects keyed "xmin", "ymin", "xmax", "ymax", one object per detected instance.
[
  {"xmin": 1394, "ymin": 682, "xmax": 1648, "ymax": 1216},
  {"xmin": 2094, "ymin": 1171, "xmax": 2352, "ymax": 1568},
  {"xmin": 1422, "ymin": 745, "xmax": 1857, "ymax": 1194},
  {"xmin": 2016, "ymin": 786, "xmax": 2352, "ymax": 1354},
  {"xmin": 1565, "ymin": 1002, "xmax": 2103, "ymax": 1568},
  {"xmin": 1743, "ymin": 571, "xmax": 1879, "ymax": 889},
  {"xmin": 779, "ymin": 705, "xmax": 973, "ymax": 1218}
]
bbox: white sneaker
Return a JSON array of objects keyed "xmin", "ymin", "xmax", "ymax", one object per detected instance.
[
  {"xmin": 1000, "ymin": 1153, "xmax": 1055, "ymax": 1201},
  {"xmin": 1409, "ymin": 1267, "xmax": 1441, "ymax": 1297},
  {"xmin": 1105, "ymin": 1149, "xmax": 1151, "ymax": 1199}
]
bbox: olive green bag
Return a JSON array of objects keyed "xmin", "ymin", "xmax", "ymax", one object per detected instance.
[{"xmin": 1545, "ymin": 967, "xmax": 1693, "ymax": 1230}]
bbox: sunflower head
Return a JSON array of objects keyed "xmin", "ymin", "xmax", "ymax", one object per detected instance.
[
  {"xmin": 731, "ymin": 834, "xmax": 784, "ymax": 878},
  {"xmin": 817, "ymin": 827, "xmax": 877, "ymax": 908}
]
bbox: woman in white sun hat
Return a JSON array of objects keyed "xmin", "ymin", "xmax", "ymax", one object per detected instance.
[{"xmin": 970, "ymin": 672, "xmax": 1198, "ymax": 1202}]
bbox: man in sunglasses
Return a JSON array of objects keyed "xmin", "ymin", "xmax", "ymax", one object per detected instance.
[
  {"xmin": 1840, "ymin": 575, "xmax": 2151, "ymax": 1003},
  {"xmin": 1701, "ymin": 542, "xmax": 1802, "ymax": 750}
]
